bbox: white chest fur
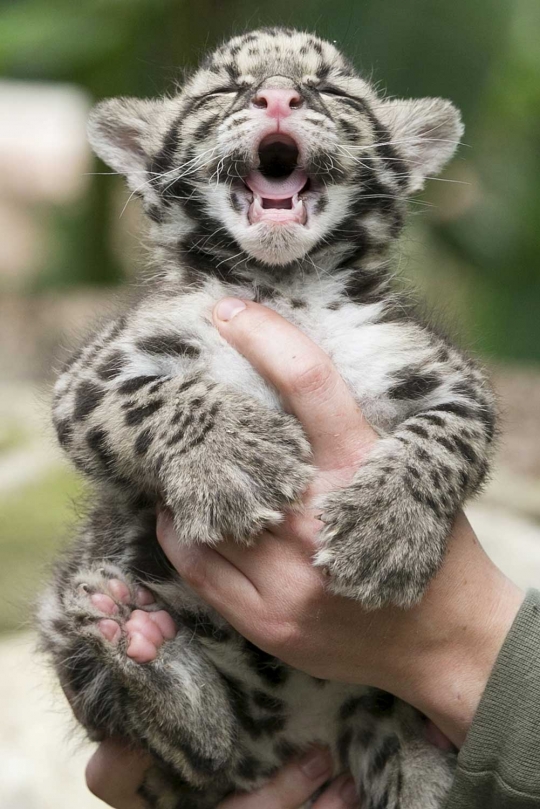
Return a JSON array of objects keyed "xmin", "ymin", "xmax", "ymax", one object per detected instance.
[{"xmin": 132, "ymin": 276, "xmax": 432, "ymax": 433}]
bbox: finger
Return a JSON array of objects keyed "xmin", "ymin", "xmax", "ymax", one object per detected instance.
[
  {"xmin": 85, "ymin": 739, "xmax": 151, "ymax": 809},
  {"xmin": 213, "ymin": 299, "xmax": 378, "ymax": 468},
  {"xmin": 219, "ymin": 747, "xmax": 334, "ymax": 809},
  {"xmin": 312, "ymin": 774, "xmax": 360, "ymax": 808},
  {"xmin": 156, "ymin": 510, "xmax": 262, "ymax": 634}
]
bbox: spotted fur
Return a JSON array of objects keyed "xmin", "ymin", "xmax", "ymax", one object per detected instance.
[{"xmin": 38, "ymin": 28, "xmax": 496, "ymax": 808}]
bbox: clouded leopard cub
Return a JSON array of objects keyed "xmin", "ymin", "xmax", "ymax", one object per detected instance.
[{"xmin": 39, "ymin": 27, "xmax": 495, "ymax": 809}]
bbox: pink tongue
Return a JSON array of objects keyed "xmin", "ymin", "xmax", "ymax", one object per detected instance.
[{"xmin": 245, "ymin": 169, "xmax": 307, "ymax": 199}]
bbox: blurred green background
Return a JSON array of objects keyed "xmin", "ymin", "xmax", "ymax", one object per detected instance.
[
  {"xmin": 0, "ymin": 4, "xmax": 539, "ymax": 803},
  {"xmin": 2, "ymin": 0, "xmax": 539, "ymax": 357}
]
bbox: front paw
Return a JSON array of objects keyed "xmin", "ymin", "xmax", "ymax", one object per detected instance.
[
  {"xmin": 165, "ymin": 404, "xmax": 313, "ymax": 545},
  {"xmin": 314, "ymin": 470, "xmax": 451, "ymax": 609}
]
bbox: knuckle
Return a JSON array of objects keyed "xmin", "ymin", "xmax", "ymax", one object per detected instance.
[
  {"xmin": 85, "ymin": 756, "xmax": 107, "ymax": 800},
  {"xmin": 289, "ymin": 361, "xmax": 335, "ymax": 399},
  {"xmin": 264, "ymin": 617, "xmax": 302, "ymax": 656}
]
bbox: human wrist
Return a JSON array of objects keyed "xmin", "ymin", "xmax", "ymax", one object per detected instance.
[{"xmin": 376, "ymin": 516, "xmax": 524, "ymax": 747}]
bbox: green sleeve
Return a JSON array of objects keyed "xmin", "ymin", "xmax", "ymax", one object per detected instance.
[{"xmin": 444, "ymin": 589, "xmax": 540, "ymax": 808}]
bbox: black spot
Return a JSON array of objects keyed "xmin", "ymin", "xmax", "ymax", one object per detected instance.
[
  {"xmin": 169, "ymin": 417, "xmax": 214, "ymax": 451},
  {"xmin": 289, "ymin": 298, "xmax": 306, "ymax": 309},
  {"xmin": 359, "ymin": 689, "xmax": 395, "ymax": 716},
  {"xmin": 326, "ymin": 300, "xmax": 342, "ymax": 311},
  {"xmin": 55, "ymin": 418, "xmax": 72, "ymax": 448},
  {"xmin": 237, "ymin": 756, "xmax": 261, "ymax": 780},
  {"xmin": 339, "ymin": 118, "xmax": 361, "ymax": 139},
  {"xmin": 388, "ymin": 373, "xmax": 440, "ymax": 400},
  {"xmin": 338, "ymin": 728, "xmax": 353, "ymax": 769},
  {"xmin": 316, "ymin": 63, "xmax": 330, "ymax": 80},
  {"xmin": 243, "ymin": 640, "xmax": 289, "ymax": 687},
  {"xmin": 370, "ymin": 788, "xmax": 390, "ymax": 809},
  {"xmin": 177, "ymin": 376, "xmax": 200, "ymax": 394},
  {"xmin": 251, "ymin": 690, "xmax": 286, "ymax": 712},
  {"xmin": 345, "ymin": 267, "xmax": 386, "ymax": 303},
  {"xmin": 136, "ymin": 784, "xmax": 159, "ymax": 808},
  {"xmin": 406, "ymin": 483, "xmax": 442, "ymax": 517},
  {"xmin": 274, "ymin": 739, "xmax": 299, "ymax": 762},
  {"xmin": 452, "ymin": 436, "xmax": 478, "ymax": 465},
  {"xmin": 118, "ymin": 375, "xmax": 160, "ymax": 395},
  {"xmin": 403, "ymin": 423, "xmax": 429, "ymax": 440},
  {"xmin": 435, "ymin": 435, "xmax": 457, "ymax": 454},
  {"xmin": 253, "ymin": 285, "xmax": 276, "ymax": 303},
  {"xmin": 97, "ymin": 350, "xmax": 125, "ymax": 381},
  {"xmin": 314, "ymin": 195, "xmax": 328, "ymax": 214},
  {"xmin": 148, "ymin": 378, "xmax": 169, "ymax": 395},
  {"xmin": 149, "ymin": 116, "xmax": 181, "ymax": 178},
  {"xmin": 135, "ymin": 429, "xmax": 153, "ymax": 456},
  {"xmin": 73, "ymin": 381, "xmax": 106, "ymax": 421},
  {"xmin": 452, "ymin": 380, "xmax": 478, "ymax": 399},
  {"xmin": 478, "ymin": 408, "xmax": 496, "ymax": 443},
  {"xmin": 86, "ymin": 426, "xmax": 114, "ymax": 469},
  {"xmin": 125, "ymin": 399, "xmax": 164, "ymax": 427},
  {"xmin": 194, "ymin": 115, "xmax": 220, "ymax": 141},
  {"xmin": 130, "ymin": 518, "xmax": 177, "ymax": 583},
  {"xmin": 417, "ymin": 412, "xmax": 445, "ymax": 427},
  {"xmin": 219, "ymin": 673, "xmax": 286, "ymax": 739},
  {"xmin": 175, "ymin": 737, "xmax": 226, "ymax": 776},
  {"xmin": 369, "ymin": 734, "xmax": 401, "ymax": 777},
  {"xmin": 429, "ymin": 401, "xmax": 474, "ymax": 419},
  {"xmin": 137, "ymin": 335, "xmax": 200, "ymax": 359},
  {"xmin": 357, "ymin": 726, "xmax": 375, "ymax": 748},
  {"xmin": 145, "ymin": 204, "xmax": 164, "ymax": 224}
]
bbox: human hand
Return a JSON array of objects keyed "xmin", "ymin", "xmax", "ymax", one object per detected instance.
[
  {"xmin": 156, "ymin": 299, "xmax": 524, "ymax": 748},
  {"xmin": 85, "ymin": 740, "xmax": 358, "ymax": 808}
]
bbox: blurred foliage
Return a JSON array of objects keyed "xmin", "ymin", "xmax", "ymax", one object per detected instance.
[
  {"xmin": 0, "ymin": 466, "xmax": 83, "ymax": 633},
  {"xmin": 1, "ymin": 0, "xmax": 539, "ymax": 359}
]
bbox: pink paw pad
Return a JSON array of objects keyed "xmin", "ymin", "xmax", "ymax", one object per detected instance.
[
  {"xmin": 98, "ymin": 619, "xmax": 121, "ymax": 643},
  {"xmin": 90, "ymin": 593, "xmax": 118, "ymax": 615},
  {"xmin": 135, "ymin": 587, "xmax": 155, "ymax": 606},
  {"xmin": 126, "ymin": 609, "xmax": 177, "ymax": 664},
  {"xmin": 108, "ymin": 579, "xmax": 131, "ymax": 603}
]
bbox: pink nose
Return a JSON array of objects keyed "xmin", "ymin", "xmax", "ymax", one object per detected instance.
[{"xmin": 251, "ymin": 88, "xmax": 303, "ymax": 118}]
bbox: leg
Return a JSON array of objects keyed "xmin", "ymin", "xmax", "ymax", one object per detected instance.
[
  {"xmin": 38, "ymin": 556, "xmax": 240, "ymax": 785},
  {"xmin": 337, "ymin": 693, "xmax": 455, "ymax": 809},
  {"xmin": 53, "ymin": 313, "xmax": 313, "ymax": 545},
  {"xmin": 316, "ymin": 382, "xmax": 494, "ymax": 608}
]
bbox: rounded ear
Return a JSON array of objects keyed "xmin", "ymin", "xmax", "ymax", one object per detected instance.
[
  {"xmin": 377, "ymin": 98, "xmax": 464, "ymax": 193},
  {"xmin": 88, "ymin": 96, "xmax": 179, "ymax": 193}
]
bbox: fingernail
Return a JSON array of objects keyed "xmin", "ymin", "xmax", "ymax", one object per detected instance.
[
  {"xmin": 300, "ymin": 747, "xmax": 333, "ymax": 779},
  {"xmin": 215, "ymin": 298, "xmax": 246, "ymax": 322},
  {"xmin": 340, "ymin": 776, "xmax": 358, "ymax": 805}
]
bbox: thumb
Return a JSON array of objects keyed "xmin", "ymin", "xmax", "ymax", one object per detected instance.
[{"xmin": 213, "ymin": 298, "xmax": 377, "ymax": 469}]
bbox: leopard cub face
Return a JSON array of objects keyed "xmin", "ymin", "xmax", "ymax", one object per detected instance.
[{"xmin": 89, "ymin": 28, "xmax": 463, "ymax": 267}]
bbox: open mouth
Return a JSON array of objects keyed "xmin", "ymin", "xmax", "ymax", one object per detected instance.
[{"xmin": 244, "ymin": 134, "xmax": 310, "ymax": 225}]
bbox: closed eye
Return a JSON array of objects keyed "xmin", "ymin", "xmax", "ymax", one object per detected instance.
[
  {"xmin": 207, "ymin": 87, "xmax": 238, "ymax": 96},
  {"xmin": 192, "ymin": 87, "xmax": 239, "ymax": 109},
  {"xmin": 320, "ymin": 85, "xmax": 353, "ymax": 99}
]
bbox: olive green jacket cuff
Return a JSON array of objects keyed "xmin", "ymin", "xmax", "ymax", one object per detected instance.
[{"xmin": 445, "ymin": 588, "xmax": 540, "ymax": 808}]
